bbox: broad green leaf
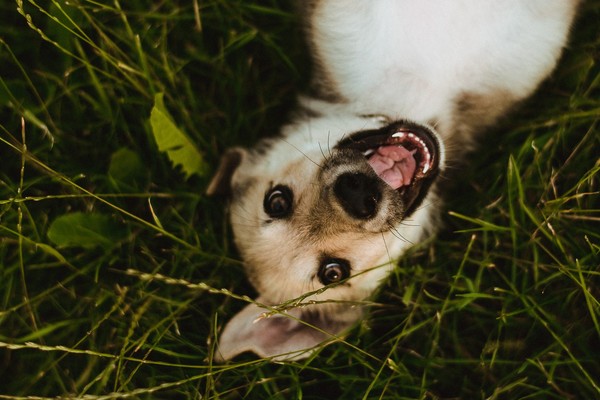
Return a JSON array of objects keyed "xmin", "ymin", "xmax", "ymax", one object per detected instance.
[
  {"xmin": 108, "ymin": 147, "xmax": 148, "ymax": 190},
  {"xmin": 149, "ymin": 93, "xmax": 207, "ymax": 179},
  {"xmin": 47, "ymin": 212, "xmax": 128, "ymax": 249}
]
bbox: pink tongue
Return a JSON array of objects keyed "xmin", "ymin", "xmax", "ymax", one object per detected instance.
[{"xmin": 367, "ymin": 145, "xmax": 417, "ymax": 190}]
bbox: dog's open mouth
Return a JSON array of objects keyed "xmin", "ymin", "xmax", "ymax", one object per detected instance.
[
  {"xmin": 364, "ymin": 130, "xmax": 433, "ymax": 190},
  {"xmin": 337, "ymin": 120, "xmax": 441, "ymax": 215}
]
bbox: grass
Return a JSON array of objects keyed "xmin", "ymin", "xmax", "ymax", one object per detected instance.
[{"xmin": 0, "ymin": 0, "xmax": 598, "ymax": 398}]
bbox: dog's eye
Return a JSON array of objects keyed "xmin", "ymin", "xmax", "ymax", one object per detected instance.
[
  {"xmin": 264, "ymin": 185, "xmax": 293, "ymax": 218},
  {"xmin": 318, "ymin": 258, "xmax": 351, "ymax": 285}
]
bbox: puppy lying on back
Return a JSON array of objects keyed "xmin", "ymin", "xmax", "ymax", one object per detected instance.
[{"xmin": 208, "ymin": 1, "xmax": 579, "ymax": 361}]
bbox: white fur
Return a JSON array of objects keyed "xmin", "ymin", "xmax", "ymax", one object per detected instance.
[{"xmin": 312, "ymin": 1, "xmax": 576, "ymax": 126}]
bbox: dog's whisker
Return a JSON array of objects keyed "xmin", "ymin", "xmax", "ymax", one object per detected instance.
[
  {"xmin": 282, "ymin": 138, "xmax": 322, "ymax": 168},
  {"xmin": 318, "ymin": 141, "xmax": 329, "ymax": 164},
  {"xmin": 380, "ymin": 231, "xmax": 394, "ymax": 267},
  {"xmin": 387, "ymin": 223, "xmax": 413, "ymax": 244},
  {"xmin": 326, "ymin": 131, "xmax": 335, "ymax": 159}
]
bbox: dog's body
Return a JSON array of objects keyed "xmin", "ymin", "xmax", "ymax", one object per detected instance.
[{"xmin": 208, "ymin": 0, "xmax": 579, "ymax": 361}]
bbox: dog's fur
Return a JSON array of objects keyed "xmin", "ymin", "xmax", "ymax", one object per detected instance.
[{"xmin": 208, "ymin": 0, "xmax": 579, "ymax": 361}]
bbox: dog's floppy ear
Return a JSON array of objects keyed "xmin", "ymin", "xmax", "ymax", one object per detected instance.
[
  {"xmin": 215, "ymin": 298, "xmax": 360, "ymax": 361},
  {"xmin": 206, "ymin": 148, "xmax": 247, "ymax": 196}
]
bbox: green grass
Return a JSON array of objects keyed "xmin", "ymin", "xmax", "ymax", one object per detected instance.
[{"xmin": 0, "ymin": 0, "xmax": 598, "ymax": 398}]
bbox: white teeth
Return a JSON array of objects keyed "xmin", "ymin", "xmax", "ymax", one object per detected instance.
[
  {"xmin": 391, "ymin": 130, "xmax": 433, "ymax": 174},
  {"xmin": 363, "ymin": 149, "xmax": 375, "ymax": 157}
]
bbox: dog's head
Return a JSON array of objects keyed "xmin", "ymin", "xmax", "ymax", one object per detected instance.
[{"xmin": 208, "ymin": 111, "xmax": 443, "ymax": 360}]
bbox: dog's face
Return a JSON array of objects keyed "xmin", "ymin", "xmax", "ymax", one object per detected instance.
[{"xmin": 208, "ymin": 113, "xmax": 443, "ymax": 360}]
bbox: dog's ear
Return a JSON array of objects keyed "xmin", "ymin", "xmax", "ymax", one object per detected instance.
[
  {"xmin": 206, "ymin": 148, "xmax": 247, "ymax": 196},
  {"xmin": 215, "ymin": 298, "xmax": 360, "ymax": 361}
]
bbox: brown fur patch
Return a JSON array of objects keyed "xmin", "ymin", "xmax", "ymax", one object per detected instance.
[{"xmin": 447, "ymin": 90, "xmax": 519, "ymax": 159}]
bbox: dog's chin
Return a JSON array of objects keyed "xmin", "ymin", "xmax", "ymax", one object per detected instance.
[{"xmin": 336, "ymin": 120, "xmax": 442, "ymax": 218}]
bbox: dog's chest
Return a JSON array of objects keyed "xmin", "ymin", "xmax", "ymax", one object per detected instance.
[{"xmin": 311, "ymin": 1, "xmax": 572, "ymax": 122}]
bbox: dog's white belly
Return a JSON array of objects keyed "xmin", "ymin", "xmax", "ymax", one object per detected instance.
[{"xmin": 313, "ymin": 0, "xmax": 576, "ymax": 123}]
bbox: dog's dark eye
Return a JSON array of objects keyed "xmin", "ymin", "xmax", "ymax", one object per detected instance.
[
  {"xmin": 264, "ymin": 185, "xmax": 293, "ymax": 218},
  {"xmin": 318, "ymin": 258, "xmax": 351, "ymax": 285}
]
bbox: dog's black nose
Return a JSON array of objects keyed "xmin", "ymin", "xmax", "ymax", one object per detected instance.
[{"xmin": 333, "ymin": 172, "xmax": 381, "ymax": 219}]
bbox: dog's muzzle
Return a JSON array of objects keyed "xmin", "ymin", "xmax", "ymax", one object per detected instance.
[{"xmin": 332, "ymin": 120, "xmax": 442, "ymax": 221}]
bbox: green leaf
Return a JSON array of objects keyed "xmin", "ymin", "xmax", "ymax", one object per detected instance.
[
  {"xmin": 108, "ymin": 147, "xmax": 148, "ymax": 190},
  {"xmin": 16, "ymin": 320, "xmax": 85, "ymax": 343},
  {"xmin": 33, "ymin": 242, "xmax": 68, "ymax": 264},
  {"xmin": 149, "ymin": 93, "xmax": 207, "ymax": 179},
  {"xmin": 47, "ymin": 212, "xmax": 128, "ymax": 249}
]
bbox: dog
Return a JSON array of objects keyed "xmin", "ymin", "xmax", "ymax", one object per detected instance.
[{"xmin": 207, "ymin": 0, "xmax": 579, "ymax": 361}]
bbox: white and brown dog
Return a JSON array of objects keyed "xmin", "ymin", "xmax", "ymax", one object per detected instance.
[{"xmin": 208, "ymin": 1, "xmax": 579, "ymax": 361}]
